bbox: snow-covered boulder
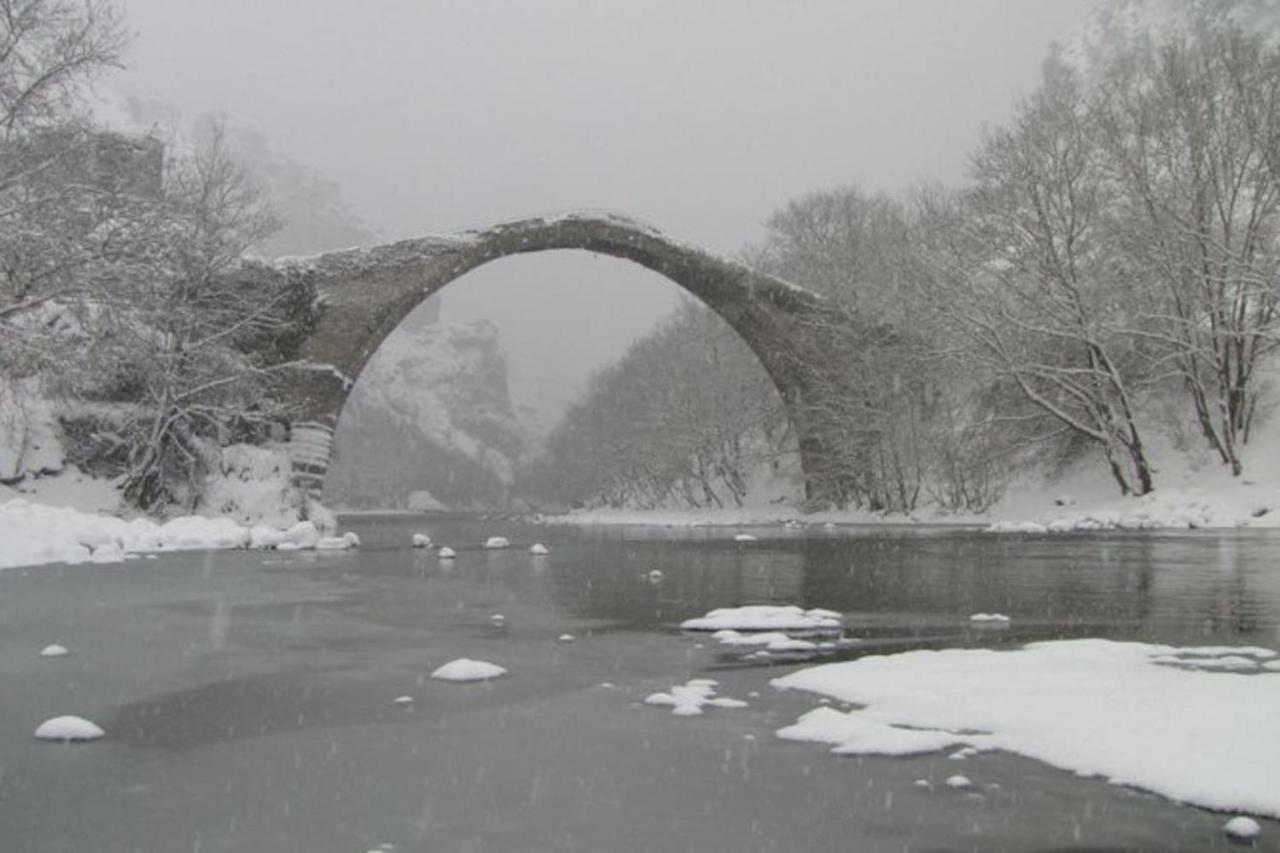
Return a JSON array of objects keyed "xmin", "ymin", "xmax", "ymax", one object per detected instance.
[
  {"xmin": 438, "ymin": 546, "xmax": 456, "ymax": 559},
  {"xmin": 282, "ymin": 521, "xmax": 320, "ymax": 549},
  {"xmin": 249, "ymin": 525, "xmax": 286, "ymax": 549},
  {"xmin": 34, "ymin": 715, "xmax": 104, "ymax": 742},
  {"xmin": 1223, "ymin": 816, "xmax": 1261, "ymax": 841},
  {"xmin": 40, "ymin": 644, "xmax": 69, "ymax": 657},
  {"xmin": 529, "ymin": 543, "xmax": 549, "ymax": 555},
  {"xmin": 483, "ymin": 536, "xmax": 510, "ymax": 549},
  {"xmin": 158, "ymin": 516, "xmax": 250, "ymax": 550},
  {"xmin": 430, "ymin": 658, "xmax": 507, "ymax": 682},
  {"xmin": 412, "ymin": 533, "xmax": 432, "ymax": 548}
]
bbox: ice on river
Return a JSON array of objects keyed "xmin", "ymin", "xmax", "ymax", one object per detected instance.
[
  {"xmin": 713, "ymin": 630, "xmax": 817, "ymax": 652},
  {"xmin": 34, "ymin": 715, "xmax": 104, "ymax": 742},
  {"xmin": 681, "ymin": 605, "xmax": 842, "ymax": 633},
  {"xmin": 772, "ymin": 639, "xmax": 1280, "ymax": 818},
  {"xmin": 430, "ymin": 658, "xmax": 507, "ymax": 682},
  {"xmin": 643, "ymin": 678, "xmax": 748, "ymax": 716}
]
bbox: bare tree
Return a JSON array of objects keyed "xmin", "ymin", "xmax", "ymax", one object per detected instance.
[
  {"xmin": 0, "ymin": 0, "xmax": 126, "ymax": 135},
  {"xmin": 1098, "ymin": 27, "xmax": 1280, "ymax": 475},
  {"xmin": 934, "ymin": 56, "xmax": 1156, "ymax": 496}
]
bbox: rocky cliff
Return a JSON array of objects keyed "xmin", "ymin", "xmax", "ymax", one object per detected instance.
[{"xmin": 324, "ymin": 301, "xmax": 526, "ymax": 509}]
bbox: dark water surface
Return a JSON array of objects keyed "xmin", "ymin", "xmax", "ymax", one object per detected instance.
[{"xmin": 1, "ymin": 515, "xmax": 1277, "ymax": 852}]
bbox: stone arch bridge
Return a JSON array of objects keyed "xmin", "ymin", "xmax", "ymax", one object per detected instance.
[{"xmin": 272, "ymin": 212, "xmax": 844, "ymax": 502}]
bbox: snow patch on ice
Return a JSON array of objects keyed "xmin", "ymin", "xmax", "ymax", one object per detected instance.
[
  {"xmin": 772, "ymin": 639, "xmax": 1280, "ymax": 817},
  {"xmin": 642, "ymin": 678, "xmax": 748, "ymax": 716},
  {"xmin": 682, "ymin": 605, "xmax": 843, "ymax": 634}
]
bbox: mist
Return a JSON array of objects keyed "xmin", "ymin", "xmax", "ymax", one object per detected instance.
[{"xmin": 114, "ymin": 0, "xmax": 1096, "ymax": 420}]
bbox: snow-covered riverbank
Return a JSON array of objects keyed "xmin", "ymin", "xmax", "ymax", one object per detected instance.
[
  {"xmin": 542, "ymin": 428, "xmax": 1280, "ymax": 533},
  {"xmin": 0, "ymin": 498, "xmax": 346, "ymax": 570}
]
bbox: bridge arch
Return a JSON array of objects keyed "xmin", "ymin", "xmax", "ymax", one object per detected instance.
[{"xmin": 274, "ymin": 212, "xmax": 835, "ymax": 502}]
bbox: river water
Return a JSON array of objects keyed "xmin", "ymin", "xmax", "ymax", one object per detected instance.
[{"xmin": 1, "ymin": 515, "xmax": 1277, "ymax": 852}]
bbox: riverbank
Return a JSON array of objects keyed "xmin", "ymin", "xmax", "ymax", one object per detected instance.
[{"xmin": 543, "ymin": 427, "xmax": 1280, "ymax": 533}]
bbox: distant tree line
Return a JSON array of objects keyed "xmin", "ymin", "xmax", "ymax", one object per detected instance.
[{"xmin": 524, "ymin": 8, "xmax": 1280, "ymax": 511}]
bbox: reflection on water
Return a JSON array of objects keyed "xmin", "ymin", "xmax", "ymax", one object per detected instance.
[{"xmin": 342, "ymin": 516, "xmax": 1280, "ymax": 653}]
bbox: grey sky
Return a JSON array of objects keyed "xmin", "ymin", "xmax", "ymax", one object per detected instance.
[{"xmin": 116, "ymin": 0, "xmax": 1097, "ymax": 420}]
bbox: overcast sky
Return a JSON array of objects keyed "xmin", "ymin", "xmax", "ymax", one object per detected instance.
[{"xmin": 116, "ymin": 0, "xmax": 1097, "ymax": 422}]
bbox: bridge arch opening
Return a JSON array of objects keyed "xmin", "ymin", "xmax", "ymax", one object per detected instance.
[
  {"xmin": 321, "ymin": 249, "xmax": 803, "ymax": 510},
  {"xmin": 280, "ymin": 214, "xmax": 830, "ymax": 503}
]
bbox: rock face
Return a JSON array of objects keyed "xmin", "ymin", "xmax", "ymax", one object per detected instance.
[{"xmin": 325, "ymin": 302, "xmax": 525, "ymax": 509}]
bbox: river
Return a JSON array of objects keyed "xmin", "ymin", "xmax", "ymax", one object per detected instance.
[{"xmin": 0, "ymin": 515, "xmax": 1277, "ymax": 851}]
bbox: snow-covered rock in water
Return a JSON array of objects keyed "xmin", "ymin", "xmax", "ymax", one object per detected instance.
[
  {"xmin": 430, "ymin": 658, "xmax": 507, "ymax": 682},
  {"xmin": 483, "ymin": 536, "xmax": 510, "ymax": 550},
  {"xmin": 968, "ymin": 613, "xmax": 1011, "ymax": 624},
  {"xmin": 249, "ymin": 525, "xmax": 286, "ymax": 549},
  {"xmin": 342, "ymin": 531, "xmax": 360, "ymax": 547},
  {"xmin": 557, "ymin": 633, "xmax": 575, "ymax": 642},
  {"xmin": 489, "ymin": 614, "xmax": 506, "ymax": 625},
  {"xmin": 529, "ymin": 543, "xmax": 549, "ymax": 555},
  {"xmin": 945, "ymin": 775, "xmax": 972, "ymax": 789},
  {"xmin": 733, "ymin": 533, "xmax": 757, "ymax": 542},
  {"xmin": 276, "ymin": 541, "xmax": 303, "ymax": 552},
  {"xmin": 34, "ymin": 715, "xmax": 104, "ymax": 741},
  {"xmin": 1223, "ymin": 816, "xmax": 1261, "ymax": 841},
  {"xmin": 315, "ymin": 535, "xmax": 354, "ymax": 551},
  {"xmin": 40, "ymin": 644, "xmax": 69, "ymax": 657},
  {"xmin": 392, "ymin": 695, "xmax": 414, "ymax": 707},
  {"xmin": 647, "ymin": 569, "xmax": 664, "ymax": 584},
  {"xmin": 681, "ymin": 605, "xmax": 843, "ymax": 634},
  {"xmin": 771, "ymin": 639, "xmax": 1280, "ymax": 818},
  {"xmin": 283, "ymin": 521, "xmax": 320, "ymax": 549},
  {"xmin": 643, "ymin": 678, "xmax": 748, "ymax": 716},
  {"xmin": 438, "ymin": 546, "xmax": 456, "ymax": 559},
  {"xmin": 412, "ymin": 533, "xmax": 432, "ymax": 548}
]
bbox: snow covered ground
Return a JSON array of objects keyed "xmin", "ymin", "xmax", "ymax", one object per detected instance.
[
  {"xmin": 0, "ymin": 497, "xmax": 340, "ymax": 570},
  {"xmin": 772, "ymin": 639, "xmax": 1280, "ymax": 818}
]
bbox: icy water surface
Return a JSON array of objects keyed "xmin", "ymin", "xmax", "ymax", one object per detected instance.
[{"xmin": 0, "ymin": 515, "xmax": 1277, "ymax": 851}]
